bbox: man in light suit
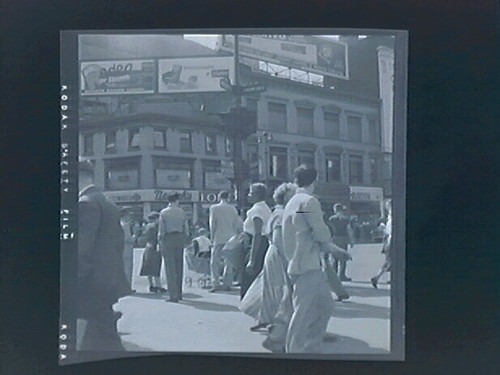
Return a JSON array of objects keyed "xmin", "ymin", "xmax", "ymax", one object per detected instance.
[
  {"xmin": 77, "ymin": 159, "xmax": 131, "ymax": 351},
  {"xmin": 208, "ymin": 190, "xmax": 241, "ymax": 292},
  {"xmin": 282, "ymin": 165, "xmax": 352, "ymax": 353}
]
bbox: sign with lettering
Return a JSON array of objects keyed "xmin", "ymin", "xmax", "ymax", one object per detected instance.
[
  {"xmin": 80, "ymin": 60, "xmax": 155, "ymax": 95},
  {"xmin": 104, "ymin": 189, "xmax": 200, "ymax": 203},
  {"xmin": 349, "ymin": 186, "xmax": 384, "ymax": 201}
]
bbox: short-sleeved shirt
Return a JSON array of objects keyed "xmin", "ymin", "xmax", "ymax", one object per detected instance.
[
  {"xmin": 243, "ymin": 201, "xmax": 272, "ymax": 236},
  {"xmin": 158, "ymin": 205, "xmax": 186, "ymax": 236}
]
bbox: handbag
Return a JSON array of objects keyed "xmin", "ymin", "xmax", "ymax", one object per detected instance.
[{"xmin": 222, "ymin": 232, "xmax": 251, "ymax": 271}]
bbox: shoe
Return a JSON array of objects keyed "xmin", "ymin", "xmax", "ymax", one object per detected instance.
[
  {"xmin": 250, "ymin": 323, "xmax": 268, "ymax": 332},
  {"xmin": 371, "ymin": 277, "xmax": 378, "ymax": 289},
  {"xmin": 149, "ymin": 286, "xmax": 158, "ymax": 293},
  {"xmin": 262, "ymin": 337, "xmax": 285, "ymax": 353},
  {"xmin": 336, "ymin": 294, "xmax": 350, "ymax": 301},
  {"xmin": 166, "ymin": 299, "xmax": 179, "ymax": 303},
  {"xmin": 323, "ymin": 334, "xmax": 338, "ymax": 343},
  {"xmin": 209, "ymin": 286, "xmax": 230, "ymax": 293},
  {"xmin": 340, "ymin": 276, "xmax": 352, "ymax": 282},
  {"xmin": 156, "ymin": 287, "xmax": 167, "ymax": 293}
]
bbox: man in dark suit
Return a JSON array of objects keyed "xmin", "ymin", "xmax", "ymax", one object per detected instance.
[{"xmin": 77, "ymin": 159, "xmax": 131, "ymax": 351}]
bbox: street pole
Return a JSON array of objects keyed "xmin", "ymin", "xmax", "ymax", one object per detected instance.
[{"xmin": 232, "ymin": 34, "xmax": 245, "ymax": 210}]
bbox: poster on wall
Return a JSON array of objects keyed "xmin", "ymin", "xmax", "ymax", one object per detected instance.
[
  {"xmin": 80, "ymin": 60, "xmax": 155, "ymax": 95},
  {"xmin": 158, "ymin": 56, "xmax": 234, "ymax": 93}
]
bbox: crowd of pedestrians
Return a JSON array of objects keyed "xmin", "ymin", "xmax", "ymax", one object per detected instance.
[{"xmin": 76, "ymin": 158, "xmax": 392, "ymax": 354}]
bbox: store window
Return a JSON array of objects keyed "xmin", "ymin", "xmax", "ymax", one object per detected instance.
[
  {"xmin": 368, "ymin": 119, "xmax": 379, "ymax": 144},
  {"xmin": 370, "ymin": 157, "xmax": 379, "ymax": 184},
  {"xmin": 349, "ymin": 155, "xmax": 364, "ymax": 184},
  {"xmin": 154, "ymin": 157, "xmax": 193, "ymax": 189},
  {"xmin": 324, "ymin": 112, "xmax": 340, "ymax": 139},
  {"xmin": 179, "ymin": 131, "xmax": 192, "ymax": 153},
  {"xmin": 268, "ymin": 102, "xmax": 287, "ymax": 132},
  {"xmin": 83, "ymin": 134, "xmax": 94, "ymax": 155},
  {"xmin": 269, "ymin": 147, "xmax": 288, "ymax": 179},
  {"xmin": 326, "ymin": 153, "xmax": 341, "ymax": 182},
  {"xmin": 205, "ymin": 134, "xmax": 217, "ymax": 155},
  {"xmin": 105, "ymin": 131, "xmax": 117, "ymax": 153},
  {"xmin": 347, "ymin": 115, "xmax": 363, "ymax": 142},
  {"xmin": 105, "ymin": 157, "xmax": 140, "ymax": 190},
  {"xmin": 128, "ymin": 128, "xmax": 141, "ymax": 149},
  {"xmin": 298, "ymin": 149, "xmax": 315, "ymax": 169},
  {"xmin": 203, "ymin": 160, "xmax": 231, "ymax": 190},
  {"xmin": 297, "ymin": 107, "xmax": 314, "ymax": 136},
  {"xmin": 153, "ymin": 128, "xmax": 167, "ymax": 149}
]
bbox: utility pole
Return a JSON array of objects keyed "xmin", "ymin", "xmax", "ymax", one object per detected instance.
[{"xmin": 232, "ymin": 35, "xmax": 245, "ymax": 210}]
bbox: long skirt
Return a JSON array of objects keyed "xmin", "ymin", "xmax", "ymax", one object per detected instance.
[
  {"xmin": 139, "ymin": 245, "xmax": 162, "ymax": 277},
  {"xmin": 240, "ymin": 243, "xmax": 289, "ymax": 324},
  {"xmin": 240, "ymin": 235, "xmax": 269, "ymax": 299}
]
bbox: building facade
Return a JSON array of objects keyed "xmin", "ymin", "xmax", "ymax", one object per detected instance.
[{"xmin": 78, "ymin": 34, "xmax": 394, "ymax": 237}]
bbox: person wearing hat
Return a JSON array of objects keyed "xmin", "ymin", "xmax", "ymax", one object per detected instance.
[
  {"xmin": 139, "ymin": 211, "xmax": 167, "ymax": 293},
  {"xmin": 77, "ymin": 159, "xmax": 130, "ymax": 351},
  {"xmin": 158, "ymin": 193, "xmax": 189, "ymax": 303},
  {"xmin": 120, "ymin": 207, "xmax": 137, "ymax": 292}
]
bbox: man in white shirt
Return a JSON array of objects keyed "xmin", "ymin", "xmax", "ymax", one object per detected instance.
[
  {"xmin": 282, "ymin": 165, "xmax": 352, "ymax": 353},
  {"xmin": 209, "ymin": 191, "xmax": 241, "ymax": 292}
]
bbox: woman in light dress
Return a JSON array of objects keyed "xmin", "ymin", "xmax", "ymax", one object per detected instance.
[{"xmin": 240, "ymin": 182, "xmax": 297, "ymax": 331}]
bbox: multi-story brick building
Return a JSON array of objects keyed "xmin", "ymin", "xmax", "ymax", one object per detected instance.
[{"xmin": 78, "ymin": 34, "xmax": 394, "ymax": 235}]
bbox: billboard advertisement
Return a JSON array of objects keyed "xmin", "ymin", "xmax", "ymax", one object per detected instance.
[
  {"xmin": 219, "ymin": 35, "xmax": 348, "ymax": 80},
  {"xmin": 80, "ymin": 60, "xmax": 155, "ymax": 95},
  {"xmin": 158, "ymin": 57, "xmax": 234, "ymax": 93}
]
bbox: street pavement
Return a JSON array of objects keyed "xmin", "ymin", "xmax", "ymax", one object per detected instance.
[{"xmin": 115, "ymin": 244, "xmax": 391, "ymax": 355}]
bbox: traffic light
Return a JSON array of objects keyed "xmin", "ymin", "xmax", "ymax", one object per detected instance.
[{"xmin": 220, "ymin": 107, "xmax": 257, "ymax": 139}]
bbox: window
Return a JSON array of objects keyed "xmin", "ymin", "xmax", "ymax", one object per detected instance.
[
  {"xmin": 154, "ymin": 157, "xmax": 193, "ymax": 189},
  {"xmin": 268, "ymin": 102, "xmax": 287, "ymax": 132},
  {"xmin": 179, "ymin": 131, "xmax": 192, "ymax": 153},
  {"xmin": 324, "ymin": 112, "xmax": 340, "ymax": 139},
  {"xmin": 203, "ymin": 160, "xmax": 231, "ymax": 189},
  {"xmin": 205, "ymin": 134, "xmax": 217, "ymax": 155},
  {"xmin": 83, "ymin": 134, "xmax": 94, "ymax": 155},
  {"xmin": 105, "ymin": 131, "xmax": 117, "ymax": 152},
  {"xmin": 297, "ymin": 107, "xmax": 314, "ymax": 136},
  {"xmin": 128, "ymin": 128, "xmax": 141, "ymax": 149},
  {"xmin": 269, "ymin": 147, "xmax": 288, "ymax": 179},
  {"xmin": 225, "ymin": 137, "xmax": 233, "ymax": 156},
  {"xmin": 153, "ymin": 128, "xmax": 167, "ymax": 149},
  {"xmin": 368, "ymin": 119, "xmax": 379, "ymax": 144},
  {"xmin": 349, "ymin": 155, "xmax": 363, "ymax": 184},
  {"xmin": 370, "ymin": 157, "xmax": 379, "ymax": 183},
  {"xmin": 298, "ymin": 150, "xmax": 315, "ymax": 169},
  {"xmin": 326, "ymin": 153, "xmax": 341, "ymax": 182},
  {"xmin": 105, "ymin": 158, "xmax": 140, "ymax": 190},
  {"xmin": 347, "ymin": 115, "xmax": 363, "ymax": 142}
]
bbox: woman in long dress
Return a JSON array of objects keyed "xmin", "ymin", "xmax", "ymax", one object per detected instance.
[{"xmin": 240, "ymin": 183, "xmax": 297, "ymax": 331}]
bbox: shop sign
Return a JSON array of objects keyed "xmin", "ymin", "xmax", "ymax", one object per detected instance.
[
  {"xmin": 105, "ymin": 189, "xmax": 200, "ymax": 203},
  {"xmin": 200, "ymin": 191, "xmax": 236, "ymax": 204},
  {"xmin": 349, "ymin": 186, "xmax": 383, "ymax": 201}
]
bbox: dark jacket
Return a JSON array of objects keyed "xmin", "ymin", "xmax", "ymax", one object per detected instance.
[{"xmin": 78, "ymin": 186, "xmax": 131, "ymax": 318}]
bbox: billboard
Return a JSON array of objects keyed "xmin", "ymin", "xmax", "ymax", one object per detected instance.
[
  {"xmin": 158, "ymin": 56, "xmax": 234, "ymax": 93},
  {"xmin": 218, "ymin": 35, "xmax": 348, "ymax": 79},
  {"xmin": 80, "ymin": 60, "xmax": 155, "ymax": 95}
]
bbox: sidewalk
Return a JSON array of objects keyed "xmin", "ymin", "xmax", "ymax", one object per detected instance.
[{"xmin": 115, "ymin": 244, "xmax": 391, "ymax": 354}]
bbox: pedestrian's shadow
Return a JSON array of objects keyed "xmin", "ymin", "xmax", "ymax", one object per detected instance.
[
  {"xmin": 333, "ymin": 300, "xmax": 390, "ymax": 320},
  {"xmin": 344, "ymin": 285, "xmax": 390, "ymax": 298},
  {"xmin": 129, "ymin": 292, "xmax": 166, "ymax": 300},
  {"xmin": 181, "ymin": 299, "xmax": 240, "ymax": 312},
  {"xmin": 322, "ymin": 333, "xmax": 389, "ymax": 355}
]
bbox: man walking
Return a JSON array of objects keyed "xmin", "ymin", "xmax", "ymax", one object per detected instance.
[
  {"xmin": 328, "ymin": 203, "xmax": 353, "ymax": 281},
  {"xmin": 282, "ymin": 165, "xmax": 351, "ymax": 353},
  {"xmin": 77, "ymin": 159, "xmax": 131, "ymax": 351},
  {"xmin": 158, "ymin": 193, "xmax": 188, "ymax": 303},
  {"xmin": 209, "ymin": 191, "xmax": 241, "ymax": 292}
]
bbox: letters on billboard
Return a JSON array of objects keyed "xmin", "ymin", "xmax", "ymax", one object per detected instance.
[
  {"xmin": 158, "ymin": 57, "xmax": 235, "ymax": 93},
  {"xmin": 80, "ymin": 60, "xmax": 155, "ymax": 95},
  {"xmin": 219, "ymin": 35, "xmax": 349, "ymax": 80}
]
